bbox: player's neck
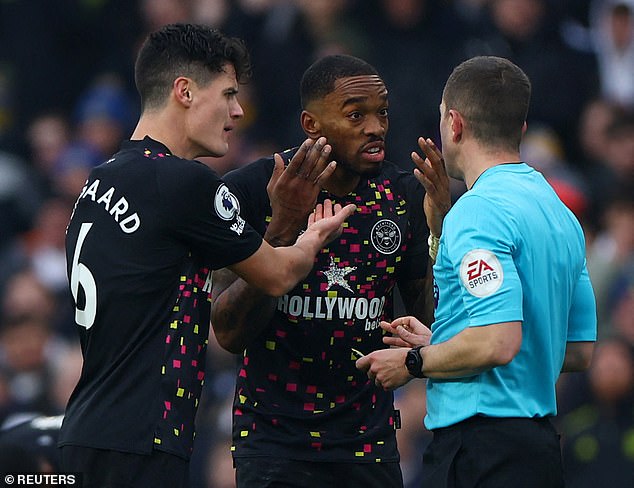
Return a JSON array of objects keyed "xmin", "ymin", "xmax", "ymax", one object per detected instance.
[
  {"xmin": 131, "ymin": 113, "xmax": 190, "ymax": 160},
  {"xmin": 323, "ymin": 168, "xmax": 361, "ymax": 197}
]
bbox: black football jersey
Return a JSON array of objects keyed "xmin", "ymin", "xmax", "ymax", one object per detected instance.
[
  {"xmin": 59, "ymin": 137, "xmax": 262, "ymax": 459},
  {"xmin": 224, "ymin": 151, "xmax": 428, "ymax": 463}
]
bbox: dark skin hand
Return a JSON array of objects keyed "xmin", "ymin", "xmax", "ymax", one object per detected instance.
[
  {"xmin": 412, "ymin": 137, "xmax": 451, "ymax": 238},
  {"xmin": 265, "ymin": 137, "xmax": 337, "ymax": 245}
]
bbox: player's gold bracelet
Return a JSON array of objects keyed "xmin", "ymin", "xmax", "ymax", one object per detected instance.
[{"xmin": 428, "ymin": 234, "xmax": 440, "ymax": 262}]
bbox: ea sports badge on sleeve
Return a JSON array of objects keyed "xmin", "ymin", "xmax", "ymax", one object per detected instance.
[{"xmin": 460, "ymin": 249, "xmax": 503, "ymax": 297}]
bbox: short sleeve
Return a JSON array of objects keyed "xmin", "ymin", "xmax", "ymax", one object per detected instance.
[
  {"xmin": 223, "ymin": 157, "xmax": 275, "ymax": 236},
  {"xmin": 444, "ymin": 195, "xmax": 523, "ymax": 326},
  {"xmin": 157, "ymin": 159, "xmax": 262, "ymax": 269},
  {"xmin": 567, "ymin": 261, "xmax": 598, "ymax": 342}
]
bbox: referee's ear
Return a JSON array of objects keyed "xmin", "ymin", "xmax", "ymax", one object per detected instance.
[{"xmin": 449, "ymin": 108, "xmax": 464, "ymax": 143}]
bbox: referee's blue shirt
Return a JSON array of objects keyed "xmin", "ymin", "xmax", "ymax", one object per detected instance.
[{"xmin": 425, "ymin": 163, "xmax": 597, "ymax": 430}]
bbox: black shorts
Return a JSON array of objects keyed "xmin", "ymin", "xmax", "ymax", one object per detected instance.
[
  {"xmin": 421, "ymin": 416, "xmax": 564, "ymax": 488},
  {"xmin": 235, "ymin": 456, "xmax": 403, "ymax": 488},
  {"xmin": 59, "ymin": 446, "xmax": 189, "ymax": 488}
]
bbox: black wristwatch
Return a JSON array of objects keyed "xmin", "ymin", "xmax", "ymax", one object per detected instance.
[{"xmin": 405, "ymin": 345, "xmax": 426, "ymax": 378}]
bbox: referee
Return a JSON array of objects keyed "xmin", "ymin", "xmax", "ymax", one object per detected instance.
[{"xmin": 357, "ymin": 56, "xmax": 597, "ymax": 487}]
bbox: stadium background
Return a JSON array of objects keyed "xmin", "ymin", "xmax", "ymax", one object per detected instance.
[{"xmin": 0, "ymin": 1, "xmax": 632, "ymax": 486}]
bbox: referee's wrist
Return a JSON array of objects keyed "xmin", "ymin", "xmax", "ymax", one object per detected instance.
[
  {"xmin": 428, "ymin": 233, "xmax": 440, "ymax": 262},
  {"xmin": 405, "ymin": 345, "xmax": 426, "ymax": 378}
]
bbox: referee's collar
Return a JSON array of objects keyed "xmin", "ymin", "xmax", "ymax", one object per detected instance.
[{"xmin": 472, "ymin": 162, "xmax": 529, "ymax": 188}]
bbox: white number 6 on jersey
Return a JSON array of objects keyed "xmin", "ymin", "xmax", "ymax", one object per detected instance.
[{"xmin": 70, "ymin": 222, "xmax": 97, "ymax": 329}]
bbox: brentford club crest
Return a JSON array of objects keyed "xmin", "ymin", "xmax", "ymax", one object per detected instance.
[{"xmin": 370, "ymin": 219, "xmax": 401, "ymax": 254}]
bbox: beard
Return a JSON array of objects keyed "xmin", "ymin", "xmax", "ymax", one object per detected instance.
[
  {"xmin": 362, "ymin": 162, "xmax": 383, "ymax": 178},
  {"xmin": 335, "ymin": 157, "xmax": 384, "ymax": 179}
]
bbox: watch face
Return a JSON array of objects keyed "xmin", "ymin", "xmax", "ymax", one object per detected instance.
[
  {"xmin": 406, "ymin": 349, "xmax": 419, "ymax": 375},
  {"xmin": 406, "ymin": 353, "xmax": 415, "ymax": 369},
  {"xmin": 406, "ymin": 347, "xmax": 423, "ymax": 378}
]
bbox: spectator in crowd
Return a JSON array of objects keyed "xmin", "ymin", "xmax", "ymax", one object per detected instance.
[
  {"xmin": 50, "ymin": 143, "xmax": 103, "ymax": 201},
  {"xmin": 246, "ymin": 0, "xmax": 369, "ymax": 148},
  {"xmin": 0, "ymin": 151, "xmax": 42, "ymax": 292},
  {"xmin": 23, "ymin": 197, "xmax": 73, "ymax": 296},
  {"xmin": 520, "ymin": 124, "xmax": 589, "ymax": 222},
  {"xmin": 13, "ymin": 197, "xmax": 76, "ymax": 339},
  {"xmin": 602, "ymin": 109, "xmax": 634, "ymax": 185},
  {"xmin": 576, "ymin": 97, "xmax": 620, "ymax": 169},
  {"xmin": 559, "ymin": 336, "xmax": 634, "ymax": 488},
  {"xmin": 0, "ymin": 344, "xmax": 81, "ymax": 474},
  {"xmin": 356, "ymin": 0, "xmax": 468, "ymax": 167},
  {"xmin": 582, "ymin": 108, "xmax": 634, "ymax": 231},
  {"xmin": 0, "ymin": 414, "xmax": 64, "ymax": 473},
  {"xmin": 590, "ymin": 0, "xmax": 634, "ymax": 109},
  {"xmin": 587, "ymin": 196, "xmax": 634, "ymax": 336},
  {"xmin": 0, "ymin": 270, "xmax": 72, "ymax": 417},
  {"xmin": 460, "ymin": 0, "xmax": 599, "ymax": 162},
  {"xmin": 0, "ymin": 304, "xmax": 58, "ymax": 420},
  {"xmin": 25, "ymin": 112, "xmax": 72, "ymax": 199},
  {"xmin": 73, "ymin": 77, "xmax": 137, "ymax": 161}
]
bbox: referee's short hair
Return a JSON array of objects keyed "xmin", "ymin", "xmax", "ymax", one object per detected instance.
[{"xmin": 442, "ymin": 56, "xmax": 531, "ymax": 152}]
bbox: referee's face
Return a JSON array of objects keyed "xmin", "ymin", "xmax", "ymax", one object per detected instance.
[
  {"xmin": 187, "ymin": 64, "xmax": 244, "ymax": 158},
  {"xmin": 312, "ymin": 75, "xmax": 389, "ymax": 177}
]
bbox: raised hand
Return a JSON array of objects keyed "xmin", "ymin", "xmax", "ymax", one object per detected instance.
[
  {"xmin": 267, "ymin": 137, "xmax": 335, "ymax": 220},
  {"xmin": 411, "ymin": 137, "xmax": 451, "ymax": 237}
]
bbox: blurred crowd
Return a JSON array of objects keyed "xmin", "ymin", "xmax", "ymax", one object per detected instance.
[{"xmin": 0, "ymin": 0, "xmax": 632, "ymax": 487}]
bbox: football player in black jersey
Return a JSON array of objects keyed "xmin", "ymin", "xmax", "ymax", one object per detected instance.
[
  {"xmin": 211, "ymin": 54, "xmax": 449, "ymax": 487},
  {"xmin": 58, "ymin": 24, "xmax": 355, "ymax": 488}
]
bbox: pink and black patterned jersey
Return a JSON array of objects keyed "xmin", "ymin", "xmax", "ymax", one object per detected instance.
[
  {"xmin": 224, "ymin": 151, "xmax": 429, "ymax": 463},
  {"xmin": 59, "ymin": 137, "xmax": 262, "ymax": 459}
]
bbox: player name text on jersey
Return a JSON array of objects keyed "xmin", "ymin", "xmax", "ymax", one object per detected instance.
[{"xmin": 78, "ymin": 178, "xmax": 141, "ymax": 233}]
